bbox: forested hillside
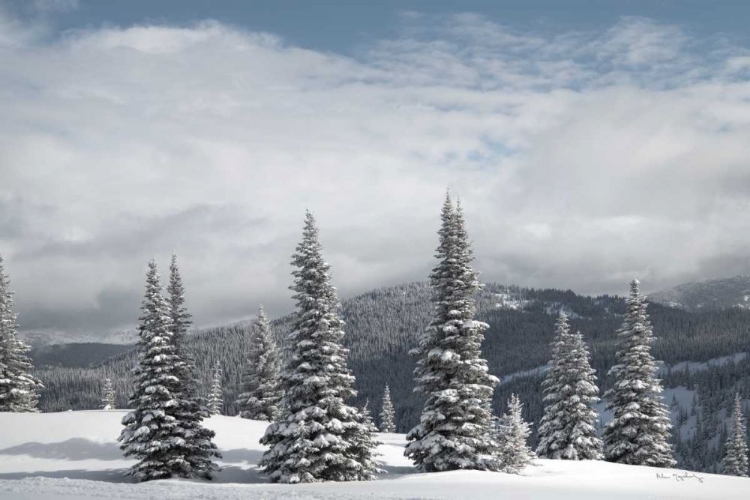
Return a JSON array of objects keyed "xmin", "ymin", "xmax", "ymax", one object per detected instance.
[
  {"xmin": 30, "ymin": 343, "xmax": 133, "ymax": 369},
  {"xmin": 34, "ymin": 281, "xmax": 750, "ymax": 473},
  {"xmin": 650, "ymin": 276, "xmax": 750, "ymax": 311}
]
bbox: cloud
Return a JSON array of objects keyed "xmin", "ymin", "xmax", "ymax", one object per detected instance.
[
  {"xmin": 31, "ymin": 0, "xmax": 79, "ymax": 14},
  {"xmin": 1, "ymin": 11, "xmax": 750, "ymax": 338},
  {"xmin": 596, "ymin": 16, "xmax": 688, "ymax": 67}
]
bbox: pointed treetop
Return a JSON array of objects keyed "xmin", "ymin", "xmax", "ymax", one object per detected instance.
[
  {"xmin": 0, "ymin": 253, "xmax": 9, "ymax": 288},
  {"xmin": 168, "ymin": 254, "xmax": 187, "ymax": 296},
  {"xmin": 144, "ymin": 260, "xmax": 164, "ymax": 291},
  {"xmin": 439, "ymin": 190, "xmax": 454, "ymax": 226},
  {"xmin": 0, "ymin": 254, "xmax": 9, "ymax": 278},
  {"xmin": 144, "ymin": 260, "xmax": 161, "ymax": 291},
  {"xmin": 442, "ymin": 190, "xmax": 454, "ymax": 214},
  {"xmin": 304, "ymin": 210, "xmax": 317, "ymax": 229},
  {"xmin": 630, "ymin": 279, "xmax": 641, "ymax": 292},
  {"xmin": 453, "ymin": 197, "xmax": 466, "ymax": 224},
  {"xmin": 299, "ymin": 211, "xmax": 322, "ymax": 251}
]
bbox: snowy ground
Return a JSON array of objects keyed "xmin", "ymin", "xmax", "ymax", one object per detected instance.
[{"xmin": 0, "ymin": 411, "xmax": 744, "ymax": 499}]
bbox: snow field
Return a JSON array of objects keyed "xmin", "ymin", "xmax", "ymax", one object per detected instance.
[{"xmin": 0, "ymin": 410, "xmax": 745, "ymax": 499}]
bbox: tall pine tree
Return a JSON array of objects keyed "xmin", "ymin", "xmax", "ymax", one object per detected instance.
[
  {"xmin": 0, "ymin": 255, "xmax": 42, "ymax": 412},
  {"xmin": 537, "ymin": 312, "xmax": 602, "ymax": 460},
  {"xmin": 603, "ymin": 279, "xmax": 675, "ymax": 468},
  {"xmin": 167, "ymin": 254, "xmax": 219, "ymax": 478},
  {"xmin": 119, "ymin": 260, "xmax": 192, "ymax": 481},
  {"xmin": 405, "ymin": 194, "xmax": 499, "ymax": 472},
  {"xmin": 379, "ymin": 384, "xmax": 396, "ymax": 433},
  {"xmin": 259, "ymin": 211, "xmax": 379, "ymax": 483},
  {"xmin": 237, "ymin": 306, "xmax": 283, "ymax": 421},
  {"xmin": 724, "ymin": 393, "xmax": 748, "ymax": 477}
]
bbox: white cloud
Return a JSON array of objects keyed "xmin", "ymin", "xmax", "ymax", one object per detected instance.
[
  {"xmin": 1, "ymin": 12, "xmax": 750, "ymax": 337},
  {"xmin": 596, "ymin": 17, "xmax": 688, "ymax": 67}
]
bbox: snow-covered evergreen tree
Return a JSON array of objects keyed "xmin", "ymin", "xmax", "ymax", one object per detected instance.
[
  {"xmin": 379, "ymin": 384, "xmax": 396, "ymax": 433},
  {"xmin": 496, "ymin": 394, "xmax": 535, "ymax": 474},
  {"xmin": 361, "ymin": 399, "xmax": 374, "ymax": 427},
  {"xmin": 724, "ymin": 392, "xmax": 748, "ymax": 477},
  {"xmin": 119, "ymin": 260, "xmax": 192, "ymax": 481},
  {"xmin": 0, "ymin": 255, "xmax": 42, "ymax": 412},
  {"xmin": 602, "ymin": 279, "xmax": 675, "ymax": 468},
  {"xmin": 259, "ymin": 211, "xmax": 379, "ymax": 483},
  {"xmin": 236, "ymin": 306, "xmax": 283, "ymax": 421},
  {"xmin": 405, "ymin": 194, "xmax": 499, "ymax": 472},
  {"xmin": 348, "ymin": 400, "xmax": 382, "ymax": 477},
  {"xmin": 208, "ymin": 362, "xmax": 223, "ymax": 415},
  {"xmin": 100, "ymin": 378, "xmax": 115, "ymax": 410},
  {"xmin": 536, "ymin": 312, "xmax": 603, "ymax": 460},
  {"xmin": 167, "ymin": 254, "xmax": 192, "ymax": 351},
  {"xmin": 167, "ymin": 254, "xmax": 219, "ymax": 478},
  {"xmin": 358, "ymin": 399, "xmax": 380, "ymax": 447}
]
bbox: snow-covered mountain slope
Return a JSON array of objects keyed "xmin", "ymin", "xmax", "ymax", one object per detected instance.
[
  {"xmin": 649, "ymin": 275, "xmax": 750, "ymax": 311},
  {"xmin": 29, "ymin": 343, "xmax": 134, "ymax": 369},
  {"xmin": 18, "ymin": 329, "xmax": 137, "ymax": 347},
  {"xmin": 0, "ymin": 411, "xmax": 743, "ymax": 499},
  {"xmin": 498, "ymin": 352, "xmax": 750, "ymax": 387}
]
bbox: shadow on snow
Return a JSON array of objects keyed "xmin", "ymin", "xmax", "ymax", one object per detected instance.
[{"xmin": 0, "ymin": 439, "xmax": 415, "ymax": 484}]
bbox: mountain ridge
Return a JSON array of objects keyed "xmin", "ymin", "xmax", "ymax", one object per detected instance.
[
  {"xmin": 22, "ymin": 272, "xmax": 749, "ymax": 346},
  {"xmin": 649, "ymin": 275, "xmax": 750, "ymax": 311}
]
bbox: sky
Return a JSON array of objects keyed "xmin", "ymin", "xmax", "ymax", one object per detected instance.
[{"xmin": 2, "ymin": 0, "xmax": 750, "ymax": 340}]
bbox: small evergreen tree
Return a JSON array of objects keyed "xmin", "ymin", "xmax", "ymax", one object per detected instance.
[
  {"xmin": 259, "ymin": 211, "xmax": 379, "ymax": 483},
  {"xmin": 167, "ymin": 254, "xmax": 219, "ymax": 478},
  {"xmin": 119, "ymin": 260, "xmax": 191, "ymax": 481},
  {"xmin": 379, "ymin": 384, "xmax": 396, "ymax": 433},
  {"xmin": 405, "ymin": 194, "xmax": 499, "ymax": 472},
  {"xmin": 208, "ymin": 362, "xmax": 223, "ymax": 415},
  {"xmin": 358, "ymin": 399, "xmax": 380, "ymax": 462},
  {"xmin": 724, "ymin": 393, "xmax": 749, "ymax": 477},
  {"xmin": 603, "ymin": 279, "xmax": 675, "ymax": 468},
  {"xmin": 537, "ymin": 312, "xmax": 603, "ymax": 460},
  {"xmin": 349, "ymin": 399, "xmax": 382, "ymax": 476},
  {"xmin": 496, "ymin": 394, "xmax": 535, "ymax": 474},
  {"xmin": 100, "ymin": 378, "xmax": 115, "ymax": 410},
  {"xmin": 361, "ymin": 399, "xmax": 375, "ymax": 428},
  {"xmin": 237, "ymin": 306, "xmax": 283, "ymax": 421},
  {"xmin": 0, "ymin": 255, "xmax": 42, "ymax": 412}
]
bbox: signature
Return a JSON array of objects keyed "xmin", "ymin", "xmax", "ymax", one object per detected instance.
[{"xmin": 656, "ymin": 472, "xmax": 704, "ymax": 483}]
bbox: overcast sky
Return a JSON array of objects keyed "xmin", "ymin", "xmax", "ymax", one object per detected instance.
[{"xmin": 2, "ymin": 1, "xmax": 750, "ymax": 340}]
